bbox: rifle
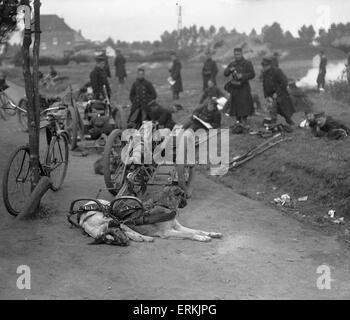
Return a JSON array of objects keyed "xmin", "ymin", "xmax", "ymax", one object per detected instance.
[
  {"xmin": 230, "ymin": 134, "xmax": 291, "ymax": 169},
  {"xmin": 103, "ymin": 85, "xmax": 112, "ymax": 115}
]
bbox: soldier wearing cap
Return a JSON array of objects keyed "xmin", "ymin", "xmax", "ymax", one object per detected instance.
[
  {"xmin": 128, "ymin": 68, "xmax": 157, "ymax": 128},
  {"xmin": 310, "ymin": 112, "xmax": 349, "ymax": 139},
  {"xmin": 169, "ymin": 51, "xmax": 183, "ymax": 100},
  {"xmin": 89, "ymin": 55, "xmax": 111, "ymax": 100},
  {"xmin": 224, "ymin": 47, "xmax": 255, "ymax": 125},
  {"xmin": 202, "ymin": 49, "xmax": 218, "ymax": 91},
  {"xmin": 182, "ymin": 98, "xmax": 222, "ymax": 131},
  {"xmin": 261, "ymin": 57, "xmax": 295, "ymax": 126},
  {"xmin": 272, "ymin": 52, "xmax": 280, "ymax": 68},
  {"xmin": 114, "ymin": 49, "xmax": 127, "ymax": 84},
  {"xmin": 98, "ymin": 51, "xmax": 111, "ymax": 78},
  {"xmin": 145, "ymin": 100, "xmax": 175, "ymax": 130}
]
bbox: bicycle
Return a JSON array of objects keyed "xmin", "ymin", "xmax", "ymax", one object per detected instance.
[
  {"xmin": 103, "ymin": 121, "xmax": 195, "ymax": 198},
  {"xmin": 2, "ymin": 105, "xmax": 70, "ymax": 216},
  {"xmin": 0, "ymin": 89, "xmax": 28, "ymax": 130}
]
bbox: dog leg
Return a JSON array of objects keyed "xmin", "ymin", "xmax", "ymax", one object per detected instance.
[
  {"xmin": 161, "ymin": 228, "xmax": 212, "ymax": 242},
  {"xmin": 120, "ymin": 224, "xmax": 154, "ymax": 242},
  {"xmin": 173, "ymin": 219, "xmax": 223, "ymax": 239}
]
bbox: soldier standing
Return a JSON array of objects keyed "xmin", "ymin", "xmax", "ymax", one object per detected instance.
[
  {"xmin": 317, "ymin": 51, "xmax": 327, "ymax": 91},
  {"xmin": 89, "ymin": 56, "xmax": 111, "ymax": 100},
  {"xmin": 128, "ymin": 68, "xmax": 157, "ymax": 128},
  {"xmin": 114, "ymin": 50, "xmax": 127, "ymax": 84},
  {"xmin": 271, "ymin": 52, "xmax": 280, "ymax": 68},
  {"xmin": 169, "ymin": 52, "xmax": 183, "ymax": 100},
  {"xmin": 224, "ymin": 47, "xmax": 255, "ymax": 125},
  {"xmin": 261, "ymin": 57, "xmax": 295, "ymax": 126},
  {"xmin": 202, "ymin": 50, "xmax": 218, "ymax": 91}
]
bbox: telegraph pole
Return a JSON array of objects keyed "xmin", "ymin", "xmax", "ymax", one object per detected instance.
[{"xmin": 176, "ymin": 3, "xmax": 183, "ymax": 49}]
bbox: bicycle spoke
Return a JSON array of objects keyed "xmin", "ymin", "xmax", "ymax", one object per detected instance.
[{"xmin": 6, "ymin": 148, "xmax": 32, "ymax": 214}]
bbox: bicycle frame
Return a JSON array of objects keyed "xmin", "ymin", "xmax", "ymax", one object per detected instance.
[{"xmin": 0, "ymin": 90, "xmax": 26, "ymax": 113}]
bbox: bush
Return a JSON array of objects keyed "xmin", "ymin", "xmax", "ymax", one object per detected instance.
[
  {"xmin": 69, "ymin": 54, "xmax": 92, "ymax": 64},
  {"xmin": 328, "ymin": 80, "xmax": 350, "ymax": 103},
  {"xmin": 13, "ymin": 53, "xmax": 70, "ymax": 67}
]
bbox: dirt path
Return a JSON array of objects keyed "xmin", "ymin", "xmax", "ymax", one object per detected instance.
[{"xmin": 1, "ymin": 86, "xmax": 350, "ymax": 300}]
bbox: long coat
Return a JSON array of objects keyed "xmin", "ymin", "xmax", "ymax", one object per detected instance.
[
  {"xmin": 224, "ymin": 58, "xmax": 255, "ymax": 117},
  {"xmin": 114, "ymin": 54, "xmax": 127, "ymax": 79},
  {"xmin": 89, "ymin": 66, "xmax": 111, "ymax": 99},
  {"xmin": 169, "ymin": 59, "xmax": 183, "ymax": 93},
  {"xmin": 199, "ymin": 86, "xmax": 224, "ymax": 104},
  {"xmin": 129, "ymin": 78, "xmax": 157, "ymax": 113},
  {"xmin": 262, "ymin": 67, "xmax": 295, "ymax": 119},
  {"xmin": 202, "ymin": 58, "xmax": 218, "ymax": 89}
]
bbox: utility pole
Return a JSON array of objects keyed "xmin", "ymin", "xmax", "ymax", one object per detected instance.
[{"xmin": 176, "ymin": 3, "xmax": 183, "ymax": 49}]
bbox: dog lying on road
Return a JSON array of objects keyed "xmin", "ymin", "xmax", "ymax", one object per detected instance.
[{"xmin": 68, "ymin": 187, "xmax": 222, "ymax": 245}]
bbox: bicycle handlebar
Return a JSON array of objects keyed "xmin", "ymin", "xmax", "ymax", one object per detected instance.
[{"xmin": 40, "ymin": 105, "xmax": 67, "ymax": 115}]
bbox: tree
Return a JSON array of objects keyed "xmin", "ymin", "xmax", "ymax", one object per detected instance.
[
  {"xmin": 218, "ymin": 26, "xmax": 228, "ymax": 36},
  {"xmin": 262, "ymin": 22, "xmax": 285, "ymax": 46},
  {"xmin": 0, "ymin": 0, "xmax": 19, "ymax": 44},
  {"xmin": 103, "ymin": 37, "xmax": 115, "ymax": 48},
  {"xmin": 284, "ymin": 31, "xmax": 297, "ymax": 45},
  {"xmin": 298, "ymin": 25, "xmax": 316, "ymax": 44},
  {"xmin": 209, "ymin": 25, "xmax": 217, "ymax": 37},
  {"xmin": 249, "ymin": 28, "xmax": 257, "ymax": 37}
]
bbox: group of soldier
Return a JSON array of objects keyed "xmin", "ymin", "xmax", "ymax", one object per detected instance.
[{"xmin": 88, "ymin": 45, "xmax": 345, "ymax": 132}]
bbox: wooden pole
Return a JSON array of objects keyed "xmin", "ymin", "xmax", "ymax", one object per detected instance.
[
  {"xmin": 21, "ymin": 0, "xmax": 41, "ymax": 196},
  {"xmin": 31, "ymin": 0, "xmax": 41, "ymax": 191}
]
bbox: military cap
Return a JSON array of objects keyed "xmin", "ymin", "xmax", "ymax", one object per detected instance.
[
  {"xmin": 95, "ymin": 54, "xmax": 106, "ymax": 62},
  {"xmin": 234, "ymin": 47, "xmax": 242, "ymax": 53},
  {"xmin": 261, "ymin": 57, "xmax": 272, "ymax": 66},
  {"xmin": 315, "ymin": 112, "xmax": 326, "ymax": 119}
]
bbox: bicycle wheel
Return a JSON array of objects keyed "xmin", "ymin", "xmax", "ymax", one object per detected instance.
[
  {"xmin": 45, "ymin": 133, "xmax": 69, "ymax": 191},
  {"xmin": 17, "ymin": 98, "xmax": 28, "ymax": 132},
  {"xmin": 2, "ymin": 146, "xmax": 32, "ymax": 216},
  {"xmin": 0, "ymin": 105, "xmax": 7, "ymax": 121},
  {"xmin": 103, "ymin": 129, "xmax": 127, "ymax": 196},
  {"xmin": 65, "ymin": 106, "xmax": 78, "ymax": 150}
]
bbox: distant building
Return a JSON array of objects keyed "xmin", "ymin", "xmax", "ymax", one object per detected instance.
[{"xmin": 39, "ymin": 14, "xmax": 89, "ymax": 58}]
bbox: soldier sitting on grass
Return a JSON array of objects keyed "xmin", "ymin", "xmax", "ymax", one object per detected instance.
[
  {"xmin": 182, "ymin": 98, "xmax": 221, "ymax": 131},
  {"xmin": 307, "ymin": 112, "xmax": 349, "ymax": 140},
  {"xmin": 145, "ymin": 100, "xmax": 176, "ymax": 130},
  {"xmin": 199, "ymin": 79, "xmax": 225, "ymax": 104}
]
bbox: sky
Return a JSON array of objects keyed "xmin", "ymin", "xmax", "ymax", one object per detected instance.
[{"xmin": 39, "ymin": 0, "xmax": 350, "ymax": 42}]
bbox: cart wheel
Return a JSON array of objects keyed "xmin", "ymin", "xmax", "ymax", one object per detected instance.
[
  {"xmin": 103, "ymin": 129, "xmax": 127, "ymax": 195},
  {"xmin": 17, "ymin": 98, "xmax": 28, "ymax": 132},
  {"xmin": 112, "ymin": 105, "xmax": 128, "ymax": 130},
  {"xmin": 65, "ymin": 106, "xmax": 78, "ymax": 150}
]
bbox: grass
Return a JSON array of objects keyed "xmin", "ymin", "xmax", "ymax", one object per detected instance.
[{"xmin": 4, "ymin": 58, "xmax": 350, "ymax": 236}]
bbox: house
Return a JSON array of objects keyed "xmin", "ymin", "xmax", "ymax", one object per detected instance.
[{"xmin": 40, "ymin": 14, "xmax": 89, "ymax": 58}]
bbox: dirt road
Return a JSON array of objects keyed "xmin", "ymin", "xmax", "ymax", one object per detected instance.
[{"xmin": 1, "ymin": 85, "xmax": 350, "ymax": 300}]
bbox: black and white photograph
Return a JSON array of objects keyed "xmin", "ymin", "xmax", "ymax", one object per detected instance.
[{"xmin": 1, "ymin": 0, "xmax": 350, "ymax": 304}]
